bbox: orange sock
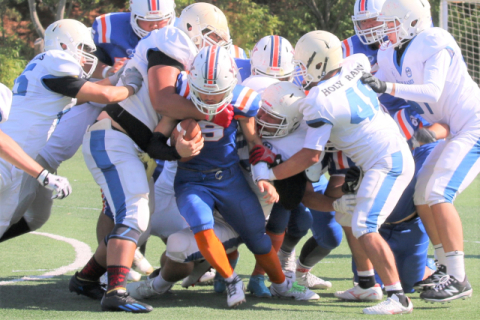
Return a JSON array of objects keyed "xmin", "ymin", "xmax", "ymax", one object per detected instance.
[
  {"xmin": 194, "ymin": 229, "xmax": 233, "ymax": 279},
  {"xmin": 252, "ymin": 231, "xmax": 285, "ymax": 276},
  {"xmin": 254, "ymin": 246, "xmax": 286, "ymax": 284}
]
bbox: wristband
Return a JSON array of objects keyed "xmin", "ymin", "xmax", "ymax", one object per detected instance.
[
  {"xmin": 102, "ymin": 66, "xmax": 112, "ymax": 79},
  {"xmin": 385, "ymin": 82, "xmax": 394, "ymax": 95},
  {"xmin": 36, "ymin": 169, "xmax": 49, "ymax": 186}
]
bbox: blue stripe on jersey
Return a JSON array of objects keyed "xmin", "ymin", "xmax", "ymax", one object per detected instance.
[
  {"xmin": 306, "ymin": 118, "xmax": 333, "ymax": 127},
  {"xmin": 366, "ymin": 150, "xmax": 403, "ymax": 229},
  {"xmin": 444, "ymin": 136, "xmax": 480, "ymax": 203},
  {"xmin": 393, "ymin": 38, "xmax": 414, "ymax": 75},
  {"xmin": 90, "ymin": 130, "xmax": 127, "ymax": 222}
]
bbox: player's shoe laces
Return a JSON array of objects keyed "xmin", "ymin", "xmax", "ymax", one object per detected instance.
[
  {"xmin": 296, "ymin": 271, "xmax": 332, "ymax": 289},
  {"xmin": 420, "ymin": 275, "xmax": 473, "ymax": 303},
  {"xmin": 198, "ymin": 268, "xmax": 216, "ymax": 285},
  {"xmin": 363, "ymin": 294, "xmax": 413, "ymax": 315},
  {"xmin": 214, "ymin": 256, "xmax": 239, "ymax": 293},
  {"xmin": 126, "ymin": 277, "xmax": 172, "ymax": 300},
  {"xmin": 247, "ymin": 275, "xmax": 272, "ymax": 298},
  {"xmin": 278, "ymin": 249, "xmax": 296, "ymax": 280},
  {"xmin": 334, "ymin": 284, "xmax": 383, "ymax": 301},
  {"xmin": 413, "ymin": 264, "xmax": 446, "ymax": 292},
  {"xmin": 182, "ymin": 260, "xmax": 212, "ymax": 288},
  {"xmin": 101, "ymin": 289, "xmax": 153, "ymax": 313},
  {"xmin": 270, "ymin": 279, "xmax": 320, "ymax": 300},
  {"xmin": 69, "ymin": 272, "xmax": 106, "ymax": 300},
  {"xmin": 133, "ymin": 248, "xmax": 154, "ymax": 275},
  {"xmin": 226, "ymin": 276, "xmax": 246, "ymax": 307}
]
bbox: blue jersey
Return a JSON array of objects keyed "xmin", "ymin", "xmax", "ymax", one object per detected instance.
[
  {"xmin": 175, "ymin": 74, "xmax": 260, "ymax": 170},
  {"xmin": 91, "ymin": 12, "xmax": 139, "ymax": 65}
]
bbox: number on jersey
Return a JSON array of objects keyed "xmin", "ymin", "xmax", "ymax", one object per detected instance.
[
  {"xmin": 346, "ymin": 81, "xmax": 379, "ymax": 124},
  {"xmin": 199, "ymin": 121, "xmax": 224, "ymax": 141},
  {"xmin": 12, "ymin": 63, "xmax": 37, "ymax": 96}
]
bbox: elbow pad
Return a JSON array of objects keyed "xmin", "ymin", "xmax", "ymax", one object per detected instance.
[{"xmin": 146, "ymin": 132, "xmax": 181, "ymax": 161}]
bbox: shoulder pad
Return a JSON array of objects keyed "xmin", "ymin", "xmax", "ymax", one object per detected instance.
[
  {"xmin": 231, "ymin": 85, "xmax": 260, "ymax": 116},
  {"xmin": 0, "ymin": 82, "xmax": 12, "ymax": 123},
  {"xmin": 152, "ymin": 26, "xmax": 198, "ymax": 70},
  {"xmin": 241, "ymin": 75, "xmax": 279, "ymax": 94},
  {"xmin": 415, "ymin": 28, "xmax": 452, "ymax": 61},
  {"xmin": 342, "ymin": 53, "xmax": 371, "ymax": 74},
  {"xmin": 43, "ymin": 51, "xmax": 83, "ymax": 77}
]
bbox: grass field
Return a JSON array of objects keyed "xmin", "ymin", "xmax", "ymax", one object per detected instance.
[{"xmin": 1, "ymin": 151, "xmax": 479, "ymax": 319}]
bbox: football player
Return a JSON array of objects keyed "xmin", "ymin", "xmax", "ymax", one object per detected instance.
[
  {"xmin": 261, "ymin": 30, "xmax": 416, "ymax": 315},
  {"xmin": 362, "ymin": 0, "xmax": 479, "ymax": 303},
  {"xmin": 0, "ymin": 19, "xmax": 142, "ymax": 241}
]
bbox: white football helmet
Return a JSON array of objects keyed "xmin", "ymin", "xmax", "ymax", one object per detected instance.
[
  {"xmin": 175, "ymin": 2, "xmax": 232, "ymax": 50},
  {"xmin": 352, "ymin": 0, "xmax": 386, "ymax": 45},
  {"xmin": 188, "ymin": 46, "xmax": 238, "ymax": 116},
  {"xmin": 293, "ymin": 31, "xmax": 343, "ymax": 89},
  {"xmin": 250, "ymin": 35, "xmax": 295, "ymax": 81},
  {"xmin": 44, "ymin": 19, "xmax": 98, "ymax": 79},
  {"xmin": 378, "ymin": 0, "xmax": 432, "ymax": 48},
  {"xmin": 129, "ymin": 0, "xmax": 176, "ymax": 38},
  {"xmin": 256, "ymin": 82, "xmax": 305, "ymax": 138}
]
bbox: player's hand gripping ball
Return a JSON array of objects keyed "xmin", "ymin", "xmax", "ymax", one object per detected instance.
[{"xmin": 171, "ymin": 119, "xmax": 202, "ymax": 162}]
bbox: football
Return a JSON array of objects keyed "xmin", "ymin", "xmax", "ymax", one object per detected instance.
[{"xmin": 171, "ymin": 119, "xmax": 202, "ymax": 162}]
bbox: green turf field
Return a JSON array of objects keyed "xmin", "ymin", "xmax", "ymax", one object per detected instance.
[{"xmin": 1, "ymin": 151, "xmax": 479, "ymax": 319}]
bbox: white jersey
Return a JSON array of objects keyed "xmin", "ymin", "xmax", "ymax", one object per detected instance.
[
  {"xmin": 241, "ymin": 75, "xmax": 280, "ymax": 95},
  {"xmin": 377, "ymin": 27, "xmax": 480, "ymax": 135},
  {"xmin": 0, "ymin": 51, "xmax": 81, "ymax": 162},
  {"xmin": 118, "ymin": 26, "xmax": 198, "ymax": 131},
  {"xmin": 299, "ymin": 54, "xmax": 405, "ymax": 170},
  {"xmin": 0, "ymin": 82, "xmax": 12, "ymax": 123}
]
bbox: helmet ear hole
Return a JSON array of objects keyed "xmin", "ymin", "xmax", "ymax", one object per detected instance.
[
  {"xmin": 60, "ymin": 43, "xmax": 68, "ymax": 50},
  {"xmin": 315, "ymin": 62, "xmax": 323, "ymax": 70}
]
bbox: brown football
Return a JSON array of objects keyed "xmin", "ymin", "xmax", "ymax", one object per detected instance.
[{"xmin": 171, "ymin": 119, "xmax": 202, "ymax": 162}]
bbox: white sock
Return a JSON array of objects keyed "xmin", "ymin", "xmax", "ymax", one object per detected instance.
[
  {"xmin": 357, "ymin": 269, "xmax": 375, "ymax": 277},
  {"xmin": 434, "ymin": 244, "xmax": 447, "ymax": 266},
  {"xmin": 152, "ymin": 272, "xmax": 175, "ymax": 293},
  {"xmin": 271, "ymin": 278, "xmax": 289, "ymax": 291},
  {"xmin": 385, "ymin": 282, "xmax": 403, "ymax": 292},
  {"xmin": 296, "ymin": 259, "xmax": 312, "ymax": 273},
  {"xmin": 445, "ymin": 251, "xmax": 465, "ymax": 281},
  {"xmin": 225, "ymin": 271, "xmax": 238, "ymax": 282}
]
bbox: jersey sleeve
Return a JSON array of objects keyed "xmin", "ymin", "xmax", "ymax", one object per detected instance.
[
  {"xmin": 44, "ymin": 51, "xmax": 83, "ymax": 78},
  {"xmin": 297, "ymin": 90, "xmax": 334, "ymax": 129},
  {"xmin": 328, "ymin": 150, "xmax": 355, "ymax": 175},
  {"xmin": 42, "ymin": 76, "xmax": 87, "ymax": 98},
  {"xmin": 342, "ymin": 37, "xmax": 354, "ymax": 58},
  {"xmin": 153, "ymin": 26, "xmax": 198, "ymax": 71},
  {"xmin": 175, "ymin": 71, "xmax": 190, "ymax": 98},
  {"xmin": 0, "ymin": 82, "xmax": 12, "ymax": 123},
  {"xmin": 303, "ymin": 124, "xmax": 331, "ymax": 151},
  {"xmin": 231, "ymin": 85, "xmax": 260, "ymax": 118},
  {"xmin": 147, "ymin": 49, "xmax": 184, "ymax": 71}
]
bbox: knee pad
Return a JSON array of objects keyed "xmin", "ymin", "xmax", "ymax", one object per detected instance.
[
  {"xmin": 313, "ymin": 223, "xmax": 342, "ymax": 250},
  {"xmin": 107, "ymin": 224, "xmax": 141, "ymax": 245},
  {"xmin": 244, "ymin": 233, "xmax": 271, "ymax": 255},
  {"xmin": 166, "ymin": 230, "xmax": 193, "ymax": 263}
]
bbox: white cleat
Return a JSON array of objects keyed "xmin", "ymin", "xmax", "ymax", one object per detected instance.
[
  {"xmin": 126, "ymin": 278, "xmax": 171, "ymax": 300},
  {"xmin": 335, "ymin": 284, "xmax": 383, "ymax": 301},
  {"xmin": 133, "ymin": 248, "xmax": 154, "ymax": 275},
  {"xmin": 270, "ymin": 279, "xmax": 320, "ymax": 301},
  {"xmin": 363, "ymin": 295, "xmax": 413, "ymax": 315},
  {"xmin": 181, "ymin": 260, "xmax": 212, "ymax": 288},
  {"xmin": 100, "ymin": 272, "xmax": 108, "ymax": 286},
  {"xmin": 278, "ymin": 249, "xmax": 296, "ymax": 281},
  {"xmin": 226, "ymin": 276, "xmax": 246, "ymax": 308},
  {"xmin": 198, "ymin": 268, "xmax": 216, "ymax": 285},
  {"xmin": 127, "ymin": 269, "xmax": 142, "ymax": 282},
  {"xmin": 296, "ymin": 271, "xmax": 332, "ymax": 289}
]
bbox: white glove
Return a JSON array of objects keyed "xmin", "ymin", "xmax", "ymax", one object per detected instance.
[
  {"xmin": 120, "ymin": 67, "xmax": 143, "ymax": 94},
  {"xmin": 36, "ymin": 170, "xmax": 72, "ymax": 199},
  {"xmin": 332, "ymin": 194, "xmax": 356, "ymax": 215}
]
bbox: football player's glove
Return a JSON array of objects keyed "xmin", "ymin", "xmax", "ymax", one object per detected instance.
[
  {"xmin": 332, "ymin": 194, "xmax": 356, "ymax": 215},
  {"xmin": 341, "ymin": 166, "xmax": 363, "ymax": 194},
  {"xmin": 107, "ymin": 64, "xmax": 126, "ymax": 86},
  {"xmin": 360, "ymin": 72, "xmax": 387, "ymax": 94},
  {"xmin": 138, "ymin": 151, "xmax": 157, "ymax": 180},
  {"xmin": 120, "ymin": 67, "xmax": 143, "ymax": 94},
  {"xmin": 249, "ymin": 144, "xmax": 276, "ymax": 166},
  {"xmin": 207, "ymin": 104, "xmax": 234, "ymax": 128},
  {"xmin": 36, "ymin": 170, "xmax": 72, "ymax": 199},
  {"xmin": 409, "ymin": 127, "xmax": 437, "ymax": 149}
]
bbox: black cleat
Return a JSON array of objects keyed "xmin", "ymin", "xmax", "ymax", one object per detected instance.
[
  {"xmin": 413, "ymin": 264, "xmax": 447, "ymax": 292},
  {"xmin": 101, "ymin": 289, "xmax": 153, "ymax": 313},
  {"xmin": 69, "ymin": 272, "xmax": 106, "ymax": 300},
  {"xmin": 420, "ymin": 275, "xmax": 473, "ymax": 303}
]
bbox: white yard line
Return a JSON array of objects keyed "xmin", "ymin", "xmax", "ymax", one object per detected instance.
[{"xmin": 0, "ymin": 231, "xmax": 92, "ymax": 285}]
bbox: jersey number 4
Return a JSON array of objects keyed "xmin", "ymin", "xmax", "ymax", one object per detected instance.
[
  {"xmin": 346, "ymin": 81, "xmax": 379, "ymax": 124},
  {"xmin": 12, "ymin": 63, "xmax": 37, "ymax": 96}
]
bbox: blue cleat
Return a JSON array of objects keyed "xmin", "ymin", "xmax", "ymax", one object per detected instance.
[{"xmin": 247, "ymin": 275, "xmax": 272, "ymax": 298}]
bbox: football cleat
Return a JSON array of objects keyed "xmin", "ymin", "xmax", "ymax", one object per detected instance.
[
  {"xmin": 69, "ymin": 272, "xmax": 106, "ymax": 300},
  {"xmin": 296, "ymin": 271, "xmax": 332, "ymax": 289},
  {"xmin": 413, "ymin": 264, "xmax": 446, "ymax": 292},
  {"xmin": 198, "ymin": 268, "xmax": 216, "ymax": 285},
  {"xmin": 101, "ymin": 289, "xmax": 153, "ymax": 313},
  {"xmin": 270, "ymin": 279, "xmax": 320, "ymax": 300},
  {"xmin": 420, "ymin": 275, "xmax": 473, "ymax": 303},
  {"xmin": 247, "ymin": 275, "xmax": 272, "ymax": 298},
  {"xmin": 278, "ymin": 249, "xmax": 296, "ymax": 281},
  {"xmin": 126, "ymin": 277, "xmax": 171, "ymax": 300},
  {"xmin": 127, "ymin": 269, "xmax": 142, "ymax": 282},
  {"xmin": 226, "ymin": 276, "xmax": 246, "ymax": 307},
  {"xmin": 182, "ymin": 260, "xmax": 211, "ymax": 288},
  {"xmin": 363, "ymin": 294, "xmax": 413, "ymax": 315},
  {"xmin": 334, "ymin": 284, "xmax": 383, "ymax": 301},
  {"xmin": 148, "ymin": 268, "xmax": 161, "ymax": 280},
  {"xmin": 133, "ymin": 248, "xmax": 154, "ymax": 275},
  {"xmin": 214, "ymin": 256, "xmax": 239, "ymax": 293}
]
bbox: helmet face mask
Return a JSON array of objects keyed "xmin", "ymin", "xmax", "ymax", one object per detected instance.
[
  {"xmin": 351, "ymin": 0, "xmax": 386, "ymax": 45},
  {"xmin": 44, "ymin": 19, "xmax": 98, "ymax": 79},
  {"xmin": 176, "ymin": 3, "xmax": 232, "ymax": 51},
  {"xmin": 129, "ymin": 0, "xmax": 176, "ymax": 38},
  {"xmin": 256, "ymin": 82, "xmax": 305, "ymax": 138},
  {"xmin": 188, "ymin": 46, "xmax": 237, "ymax": 116},
  {"xmin": 250, "ymin": 35, "xmax": 295, "ymax": 81}
]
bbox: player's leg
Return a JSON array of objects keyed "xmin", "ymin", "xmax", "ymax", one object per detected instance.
[{"xmin": 0, "ymin": 168, "xmax": 23, "ymax": 238}]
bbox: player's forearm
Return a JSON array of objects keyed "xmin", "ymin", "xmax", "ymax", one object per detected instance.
[
  {"xmin": 302, "ymin": 188, "xmax": 336, "ymax": 212},
  {"xmin": 272, "ymin": 148, "xmax": 321, "ymax": 180},
  {"xmin": 0, "ymin": 130, "xmax": 43, "ymax": 178},
  {"xmin": 239, "ymin": 117, "xmax": 261, "ymax": 150},
  {"xmin": 152, "ymin": 91, "xmax": 204, "ymax": 120},
  {"xmin": 425, "ymin": 123, "xmax": 450, "ymax": 140}
]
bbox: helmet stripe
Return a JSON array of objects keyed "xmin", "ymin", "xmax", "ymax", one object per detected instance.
[
  {"xmin": 205, "ymin": 46, "xmax": 219, "ymax": 84},
  {"xmin": 360, "ymin": 0, "xmax": 367, "ymax": 11},
  {"xmin": 151, "ymin": 0, "xmax": 156, "ymax": 11},
  {"xmin": 270, "ymin": 36, "xmax": 281, "ymax": 68}
]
